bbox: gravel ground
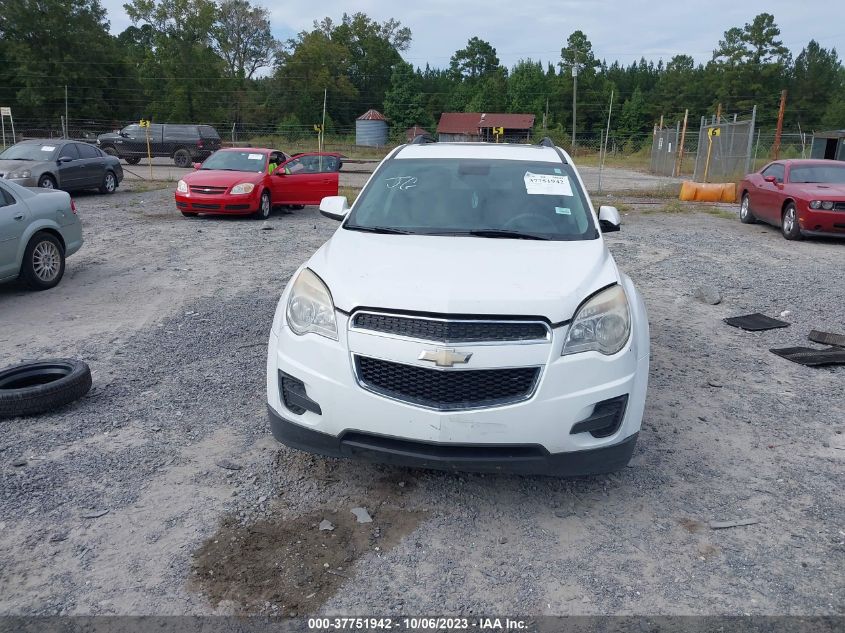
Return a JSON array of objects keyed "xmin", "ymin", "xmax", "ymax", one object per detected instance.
[{"xmin": 0, "ymin": 179, "xmax": 843, "ymax": 617}]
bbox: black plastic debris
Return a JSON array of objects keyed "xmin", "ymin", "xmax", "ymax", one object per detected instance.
[
  {"xmin": 808, "ymin": 330, "xmax": 845, "ymax": 348},
  {"xmin": 770, "ymin": 346, "xmax": 845, "ymax": 367},
  {"xmin": 724, "ymin": 313, "xmax": 790, "ymax": 332}
]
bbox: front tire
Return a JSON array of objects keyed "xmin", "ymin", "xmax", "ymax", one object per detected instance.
[
  {"xmin": 781, "ymin": 203, "xmax": 802, "ymax": 240},
  {"xmin": 739, "ymin": 192, "xmax": 756, "ymax": 224},
  {"xmin": 255, "ymin": 191, "xmax": 271, "ymax": 219},
  {"xmin": 102, "ymin": 146, "xmax": 118, "ymax": 157},
  {"xmin": 181, "ymin": 211, "xmax": 198, "ymax": 217},
  {"xmin": 125, "ymin": 156, "xmax": 141, "ymax": 165},
  {"xmin": 99, "ymin": 170, "xmax": 117, "ymax": 194},
  {"xmin": 173, "ymin": 149, "xmax": 191, "ymax": 168},
  {"xmin": 38, "ymin": 174, "xmax": 57, "ymax": 189},
  {"xmin": 20, "ymin": 232, "xmax": 65, "ymax": 290}
]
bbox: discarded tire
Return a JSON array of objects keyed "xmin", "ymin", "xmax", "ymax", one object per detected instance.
[{"xmin": 0, "ymin": 359, "xmax": 92, "ymax": 418}]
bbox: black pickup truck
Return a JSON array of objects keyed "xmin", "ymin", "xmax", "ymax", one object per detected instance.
[{"xmin": 96, "ymin": 123, "xmax": 222, "ymax": 167}]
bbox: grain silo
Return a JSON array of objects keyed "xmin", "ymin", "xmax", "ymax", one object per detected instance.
[{"xmin": 356, "ymin": 109, "xmax": 388, "ymax": 147}]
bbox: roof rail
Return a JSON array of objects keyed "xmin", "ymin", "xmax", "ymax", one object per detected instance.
[
  {"xmin": 409, "ymin": 134, "xmax": 436, "ymax": 145},
  {"xmin": 537, "ymin": 137, "xmax": 556, "ymax": 148}
]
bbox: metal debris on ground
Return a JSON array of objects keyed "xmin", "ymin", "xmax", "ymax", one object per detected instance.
[
  {"xmin": 724, "ymin": 313, "xmax": 789, "ymax": 332},
  {"xmin": 808, "ymin": 330, "xmax": 845, "ymax": 348},
  {"xmin": 709, "ymin": 519, "xmax": 759, "ymax": 529},
  {"xmin": 215, "ymin": 459, "xmax": 243, "ymax": 471},
  {"xmin": 770, "ymin": 346, "xmax": 845, "ymax": 367},
  {"xmin": 351, "ymin": 507, "xmax": 373, "ymax": 523}
]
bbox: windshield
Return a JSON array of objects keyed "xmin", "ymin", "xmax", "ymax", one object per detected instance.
[
  {"xmin": 200, "ymin": 150, "xmax": 266, "ymax": 172},
  {"xmin": 0, "ymin": 143, "xmax": 59, "ymax": 162},
  {"xmin": 790, "ymin": 164, "xmax": 845, "ymax": 184},
  {"xmin": 345, "ymin": 158, "xmax": 597, "ymax": 240}
]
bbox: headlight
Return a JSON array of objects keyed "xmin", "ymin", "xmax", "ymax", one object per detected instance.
[
  {"xmin": 562, "ymin": 285, "xmax": 631, "ymax": 356},
  {"xmin": 8, "ymin": 170, "xmax": 31, "ymax": 179},
  {"xmin": 809, "ymin": 200, "xmax": 821, "ymax": 209},
  {"xmin": 230, "ymin": 183, "xmax": 255, "ymax": 195},
  {"xmin": 821, "ymin": 201, "xmax": 834, "ymax": 210},
  {"xmin": 285, "ymin": 268, "xmax": 337, "ymax": 340},
  {"xmin": 176, "ymin": 180, "xmax": 188, "ymax": 193}
]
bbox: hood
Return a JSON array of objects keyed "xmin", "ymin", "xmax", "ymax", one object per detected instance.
[
  {"xmin": 183, "ymin": 170, "xmax": 264, "ymax": 187},
  {"xmin": 788, "ymin": 183, "xmax": 845, "ymax": 198},
  {"xmin": 309, "ymin": 230, "xmax": 619, "ymax": 323},
  {"xmin": 97, "ymin": 132, "xmax": 121, "ymax": 140},
  {"xmin": 0, "ymin": 159, "xmax": 42, "ymax": 174}
]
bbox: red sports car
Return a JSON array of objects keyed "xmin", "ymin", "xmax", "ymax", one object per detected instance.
[
  {"xmin": 738, "ymin": 159, "xmax": 845, "ymax": 240},
  {"xmin": 174, "ymin": 148, "xmax": 340, "ymax": 219}
]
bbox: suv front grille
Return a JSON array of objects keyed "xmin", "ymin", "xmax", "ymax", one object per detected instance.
[
  {"xmin": 354, "ymin": 355, "xmax": 540, "ymax": 411},
  {"xmin": 351, "ymin": 312, "xmax": 549, "ymax": 343}
]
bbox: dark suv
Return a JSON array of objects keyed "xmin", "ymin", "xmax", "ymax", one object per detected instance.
[{"xmin": 96, "ymin": 124, "xmax": 222, "ymax": 168}]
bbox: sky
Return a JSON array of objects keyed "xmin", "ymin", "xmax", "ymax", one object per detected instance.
[{"xmin": 100, "ymin": 0, "xmax": 843, "ymax": 69}]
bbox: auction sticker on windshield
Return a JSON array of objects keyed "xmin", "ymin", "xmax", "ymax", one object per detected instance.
[
  {"xmin": 524, "ymin": 172, "xmax": 573, "ymax": 196},
  {"xmin": 248, "ymin": 153, "xmax": 263, "ymax": 160}
]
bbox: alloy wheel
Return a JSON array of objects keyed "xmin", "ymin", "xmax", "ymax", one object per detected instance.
[{"xmin": 32, "ymin": 240, "xmax": 61, "ymax": 282}]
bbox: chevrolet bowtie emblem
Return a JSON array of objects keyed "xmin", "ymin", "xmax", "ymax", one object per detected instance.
[{"xmin": 418, "ymin": 348, "xmax": 473, "ymax": 368}]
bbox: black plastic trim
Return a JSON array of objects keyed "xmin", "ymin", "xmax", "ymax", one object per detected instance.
[
  {"xmin": 570, "ymin": 394, "xmax": 629, "ymax": 438},
  {"xmin": 267, "ymin": 406, "xmax": 638, "ymax": 476},
  {"xmin": 278, "ymin": 371, "xmax": 322, "ymax": 416}
]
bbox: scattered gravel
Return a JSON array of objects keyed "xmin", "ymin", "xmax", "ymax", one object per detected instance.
[{"xmin": 0, "ymin": 184, "xmax": 842, "ymax": 617}]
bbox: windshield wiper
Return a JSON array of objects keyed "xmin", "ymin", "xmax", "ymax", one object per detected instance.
[
  {"xmin": 464, "ymin": 229, "xmax": 550, "ymax": 240},
  {"xmin": 344, "ymin": 225, "xmax": 413, "ymax": 235}
]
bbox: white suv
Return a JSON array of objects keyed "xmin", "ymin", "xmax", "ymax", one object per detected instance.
[{"xmin": 266, "ymin": 139, "xmax": 649, "ymax": 476}]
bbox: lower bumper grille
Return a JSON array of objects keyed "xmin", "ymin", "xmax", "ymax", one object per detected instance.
[{"xmin": 354, "ymin": 355, "xmax": 540, "ymax": 411}]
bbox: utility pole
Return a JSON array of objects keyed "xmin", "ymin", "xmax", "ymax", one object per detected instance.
[
  {"xmin": 543, "ymin": 97, "xmax": 549, "ymax": 134},
  {"xmin": 320, "ymin": 88, "xmax": 327, "ymax": 153},
  {"xmin": 571, "ymin": 48, "xmax": 578, "ymax": 152},
  {"xmin": 772, "ymin": 90, "xmax": 787, "ymax": 159}
]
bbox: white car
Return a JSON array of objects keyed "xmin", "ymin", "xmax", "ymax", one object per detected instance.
[{"xmin": 266, "ymin": 139, "xmax": 649, "ymax": 476}]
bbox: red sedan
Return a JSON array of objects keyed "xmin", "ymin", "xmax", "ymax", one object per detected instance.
[
  {"xmin": 175, "ymin": 148, "xmax": 340, "ymax": 219},
  {"xmin": 739, "ymin": 159, "xmax": 845, "ymax": 240}
]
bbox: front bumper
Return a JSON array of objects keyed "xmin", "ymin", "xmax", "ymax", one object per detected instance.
[
  {"xmin": 266, "ymin": 278, "xmax": 650, "ymax": 476},
  {"xmin": 799, "ymin": 207, "xmax": 845, "ymax": 236},
  {"xmin": 268, "ymin": 405, "xmax": 638, "ymax": 476},
  {"xmin": 174, "ymin": 192, "xmax": 259, "ymax": 214}
]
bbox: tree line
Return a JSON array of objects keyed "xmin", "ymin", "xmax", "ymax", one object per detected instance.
[{"xmin": 0, "ymin": 1, "xmax": 842, "ymax": 141}]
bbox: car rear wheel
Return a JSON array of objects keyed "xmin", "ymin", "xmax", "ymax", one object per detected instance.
[
  {"xmin": 781, "ymin": 203, "xmax": 802, "ymax": 240},
  {"xmin": 20, "ymin": 232, "xmax": 65, "ymax": 290},
  {"xmin": 255, "ymin": 191, "xmax": 271, "ymax": 220},
  {"xmin": 125, "ymin": 156, "xmax": 141, "ymax": 165},
  {"xmin": 37, "ymin": 174, "xmax": 56, "ymax": 189},
  {"xmin": 99, "ymin": 170, "xmax": 117, "ymax": 194},
  {"xmin": 739, "ymin": 193, "xmax": 756, "ymax": 224},
  {"xmin": 173, "ymin": 149, "xmax": 191, "ymax": 168}
]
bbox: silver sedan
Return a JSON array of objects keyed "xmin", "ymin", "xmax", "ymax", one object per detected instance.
[{"xmin": 0, "ymin": 178, "xmax": 83, "ymax": 290}]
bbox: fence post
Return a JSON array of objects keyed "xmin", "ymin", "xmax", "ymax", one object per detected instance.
[{"xmin": 744, "ymin": 105, "xmax": 756, "ymax": 175}]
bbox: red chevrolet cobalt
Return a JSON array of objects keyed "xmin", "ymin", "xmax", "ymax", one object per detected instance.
[
  {"xmin": 739, "ymin": 159, "xmax": 845, "ymax": 240},
  {"xmin": 175, "ymin": 148, "xmax": 340, "ymax": 219}
]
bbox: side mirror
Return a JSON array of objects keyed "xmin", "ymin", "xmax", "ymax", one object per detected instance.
[
  {"xmin": 193, "ymin": 163, "xmax": 202, "ymax": 170},
  {"xmin": 119, "ymin": 131, "xmax": 128, "ymax": 138},
  {"xmin": 763, "ymin": 175, "xmax": 777, "ymax": 183},
  {"xmin": 598, "ymin": 205, "xmax": 621, "ymax": 232},
  {"xmin": 58, "ymin": 156, "xmax": 74, "ymax": 163},
  {"xmin": 319, "ymin": 196, "xmax": 350, "ymax": 221}
]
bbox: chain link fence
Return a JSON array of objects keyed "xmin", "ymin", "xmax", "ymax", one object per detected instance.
[
  {"xmin": 690, "ymin": 112, "xmax": 756, "ymax": 183},
  {"xmin": 650, "ymin": 126, "xmax": 680, "ymax": 176}
]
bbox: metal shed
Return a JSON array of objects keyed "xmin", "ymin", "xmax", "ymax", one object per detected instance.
[
  {"xmin": 810, "ymin": 130, "xmax": 845, "ymax": 161},
  {"xmin": 356, "ymin": 109, "xmax": 388, "ymax": 147}
]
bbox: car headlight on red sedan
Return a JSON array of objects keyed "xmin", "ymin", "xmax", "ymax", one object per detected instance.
[
  {"xmin": 230, "ymin": 183, "xmax": 255, "ymax": 195},
  {"xmin": 176, "ymin": 180, "xmax": 188, "ymax": 193},
  {"xmin": 809, "ymin": 200, "xmax": 835, "ymax": 210}
]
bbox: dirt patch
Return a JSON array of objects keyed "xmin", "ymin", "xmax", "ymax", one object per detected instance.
[{"xmin": 191, "ymin": 505, "xmax": 427, "ymax": 615}]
